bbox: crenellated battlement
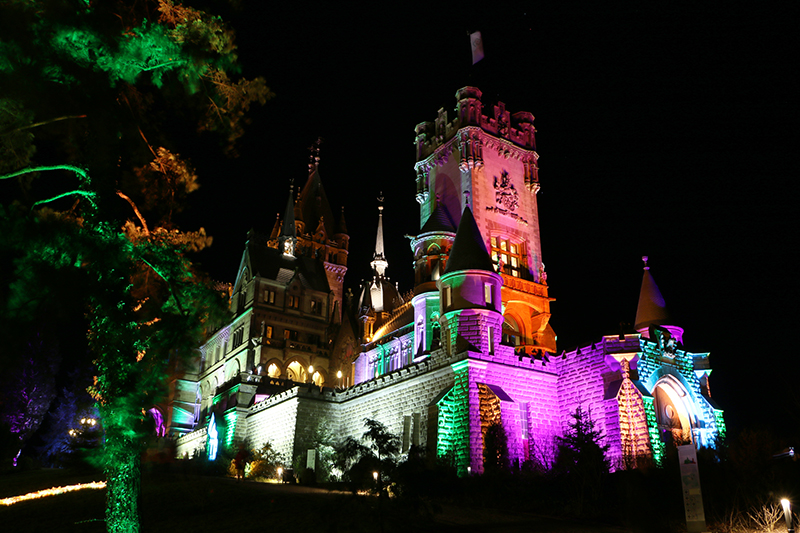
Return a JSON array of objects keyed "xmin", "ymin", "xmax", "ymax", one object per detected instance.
[{"xmin": 415, "ymin": 87, "xmax": 537, "ymax": 162}]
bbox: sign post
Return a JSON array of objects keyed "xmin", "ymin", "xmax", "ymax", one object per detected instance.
[{"xmin": 678, "ymin": 444, "xmax": 708, "ymax": 533}]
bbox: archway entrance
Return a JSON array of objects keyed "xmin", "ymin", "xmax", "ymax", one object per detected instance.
[
  {"xmin": 502, "ymin": 315, "xmax": 522, "ymax": 346},
  {"xmin": 653, "ymin": 377, "xmax": 694, "ymax": 445},
  {"xmin": 286, "ymin": 361, "xmax": 308, "ymax": 383}
]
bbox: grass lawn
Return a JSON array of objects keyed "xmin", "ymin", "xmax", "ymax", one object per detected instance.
[{"xmin": 1, "ymin": 468, "xmax": 633, "ymax": 532}]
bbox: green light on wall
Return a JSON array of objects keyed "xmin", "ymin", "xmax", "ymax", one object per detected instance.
[
  {"xmin": 436, "ymin": 359, "xmax": 470, "ymax": 475},
  {"xmin": 223, "ymin": 411, "xmax": 238, "ymax": 449},
  {"xmin": 713, "ymin": 409, "xmax": 726, "ymax": 444},
  {"xmin": 642, "ymin": 396, "xmax": 664, "ymax": 466}
]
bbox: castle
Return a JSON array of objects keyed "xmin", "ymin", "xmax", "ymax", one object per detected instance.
[{"xmin": 166, "ymin": 87, "xmax": 725, "ymax": 473}]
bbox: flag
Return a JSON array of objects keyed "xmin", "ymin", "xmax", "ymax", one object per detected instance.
[{"xmin": 470, "ymin": 31, "xmax": 484, "ymax": 64}]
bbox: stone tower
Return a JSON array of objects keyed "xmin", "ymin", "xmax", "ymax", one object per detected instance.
[{"xmin": 413, "ymin": 87, "xmax": 555, "ymax": 355}]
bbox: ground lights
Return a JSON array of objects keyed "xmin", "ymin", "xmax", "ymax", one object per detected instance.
[{"xmin": 0, "ymin": 481, "xmax": 106, "ymax": 506}]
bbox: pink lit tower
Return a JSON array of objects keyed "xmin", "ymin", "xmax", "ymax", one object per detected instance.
[
  {"xmin": 411, "ymin": 88, "xmax": 559, "ymax": 475},
  {"xmin": 411, "ymin": 87, "xmax": 556, "ymax": 358}
]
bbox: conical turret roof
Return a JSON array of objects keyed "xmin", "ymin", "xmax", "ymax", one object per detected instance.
[
  {"xmin": 444, "ymin": 206, "xmax": 495, "ymax": 274},
  {"xmin": 420, "ymin": 202, "xmax": 456, "ymax": 234},
  {"xmin": 634, "ymin": 256, "xmax": 671, "ymax": 331}
]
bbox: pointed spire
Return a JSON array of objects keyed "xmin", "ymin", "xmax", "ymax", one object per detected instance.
[
  {"xmin": 634, "ymin": 256, "xmax": 670, "ymax": 331},
  {"xmin": 370, "ymin": 192, "xmax": 388, "ymax": 278},
  {"xmin": 269, "ymin": 212, "xmax": 281, "ymax": 240},
  {"xmin": 279, "ymin": 181, "xmax": 297, "ymax": 257},
  {"xmin": 444, "ymin": 206, "xmax": 495, "ymax": 274},
  {"xmin": 336, "ymin": 206, "xmax": 348, "ymax": 235}
]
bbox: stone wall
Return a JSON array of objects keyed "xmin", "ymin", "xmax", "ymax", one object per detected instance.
[
  {"xmin": 242, "ymin": 349, "xmax": 459, "ymax": 471},
  {"xmin": 175, "ymin": 426, "xmax": 208, "ymax": 459},
  {"xmin": 467, "ymin": 351, "xmax": 560, "ymax": 472},
  {"xmin": 246, "ymin": 389, "xmax": 301, "ymax": 460},
  {"xmin": 556, "ymin": 341, "xmax": 623, "ymax": 464}
]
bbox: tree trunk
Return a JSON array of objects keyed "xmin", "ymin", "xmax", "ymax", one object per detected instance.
[{"xmin": 104, "ymin": 427, "xmax": 141, "ymax": 533}]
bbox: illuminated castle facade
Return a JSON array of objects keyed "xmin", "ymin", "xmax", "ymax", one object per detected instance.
[{"xmin": 169, "ymin": 88, "xmax": 725, "ymax": 472}]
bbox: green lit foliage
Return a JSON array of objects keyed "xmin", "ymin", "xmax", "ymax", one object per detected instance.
[
  {"xmin": 0, "ymin": 0, "xmax": 271, "ymax": 161},
  {"xmin": 0, "ymin": 1, "xmax": 266, "ymax": 529},
  {"xmin": 1, "ymin": 164, "xmax": 227, "ymax": 532},
  {"xmin": 0, "ymin": 99, "xmax": 36, "ymax": 173}
]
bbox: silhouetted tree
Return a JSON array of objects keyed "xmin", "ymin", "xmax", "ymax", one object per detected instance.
[
  {"xmin": 555, "ymin": 406, "xmax": 610, "ymax": 512},
  {"xmin": 483, "ymin": 422, "xmax": 509, "ymax": 473},
  {"xmin": 0, "ymin": 332, "xmax": 60, "ymax": 465}
]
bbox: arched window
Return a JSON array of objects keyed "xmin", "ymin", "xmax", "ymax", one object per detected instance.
[
  {"xmin": 502, "ymin": 316, "xmax": 522, "ymax": 346},
  {"xmin": 267, "ymin": 363, "xmax": 281, "ymax": 378}
]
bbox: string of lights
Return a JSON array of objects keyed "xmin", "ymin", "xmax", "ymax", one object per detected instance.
[{"xmin": 0, "ymin": 481, "xmax": 106, "ymax": 506}]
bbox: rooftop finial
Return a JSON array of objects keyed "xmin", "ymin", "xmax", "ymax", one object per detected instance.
[
  {"xmin": 378, "ymin": 191, "xmax": 384, "ymax": 212},
  {"xmin": 642, "ymin": 255, "xmax": 649, "ymax": 271},
  {"xmin": 464, "ymin": 190, "xmax": 470, "ymax": 207},
  {"xmin": 308, "ymin": 136, "xmax": 323, "ymax": 172}
]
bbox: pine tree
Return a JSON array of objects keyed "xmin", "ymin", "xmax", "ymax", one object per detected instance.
[{"xmin": 555, "ymin": 406, "xmax": 610, "ymax": 512}]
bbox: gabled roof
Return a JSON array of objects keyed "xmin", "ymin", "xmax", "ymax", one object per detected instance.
[
  {"xmin": 246, "ymin": 240, "xmax": 331, "ymax": 293},
  {"xmin": 443, "ymin": 206, "xmax": 495, "ymax": 274}
]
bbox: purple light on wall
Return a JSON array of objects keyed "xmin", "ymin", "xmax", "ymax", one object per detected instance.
[{"xmin": 148, "ymin": 408, "xmax": 166, "ymax": 437}]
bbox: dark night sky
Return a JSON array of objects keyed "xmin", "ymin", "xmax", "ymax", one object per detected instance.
[{"xmin": 178, "ymin": 2, "xmax": 797, "ymax": 438}]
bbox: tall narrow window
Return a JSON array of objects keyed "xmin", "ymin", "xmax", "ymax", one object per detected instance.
[
  {"xmin": 444, "ymin": 285, "xmax": 452, "ymax": 308},
  {"xmin": 484, "ymin": 283, "xmax": 492, "ymax": 306},
  {"xmin": 488, "ymin": 326, "xmax": 495, "ymax": 355}
]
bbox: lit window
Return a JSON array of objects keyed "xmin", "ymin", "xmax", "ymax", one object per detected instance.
[
  {"xmin": 444, "ymin": 285, "xmax": 452, "ymax": 307},
  {"xmin": 265, "ymin": 326, "xmax": 273, "ymax": 338},
  {"xmin": 490, "ymin": 238, "xmax": 526, "ymax": 278},
  {"xmin": 484, "ymin": 283, "xmax": 492, "ymax": 305}
]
